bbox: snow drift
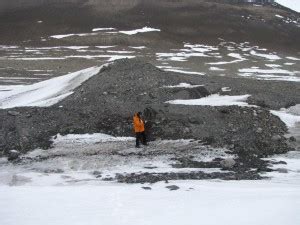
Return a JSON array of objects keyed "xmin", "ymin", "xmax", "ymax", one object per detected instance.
[{"xmin": 0, "ymin": 66, "xmax": 104, "ymax": 109}]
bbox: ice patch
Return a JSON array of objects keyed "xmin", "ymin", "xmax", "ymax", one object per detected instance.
[
  {"xmin": 0, "ymin": 66, "xmax": 104, "ymax": 108},
  {"xmin": 167, "ymin": 94, "xmax": 251, "ymax": 107}
]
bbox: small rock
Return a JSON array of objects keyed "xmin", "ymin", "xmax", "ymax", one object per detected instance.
[
  {"xmin": 183, "ymin": 127, "xmax": 190, "ymax": 133},
  {"xmin": 220, "ymin": 158, "xmax": 236, "ymax": 169},
  {"xmin": 142, "ymin": 187, "xmax": 152, "ymax": 190},
  {"xmin": 289, "ymin": 136, "xmax": 296, "ymax": 142},
  {"xmin": 219, "ymin": 109, "xmax": 230, "ymax": 114},
  {"xmin": 271, "ymin": 135, "xmax": 281, "ymax": 141},
  {"xmin": 8, "ymin": 150, "xmax": 20, "ymax": 161},
  {"xmin": 276, "ymin": 168, "xmax": 288, "ymax": 173},
  {"xmin": 166, "ymin": 185, "xmax": 180, "ymax": 191},
  {"xmin": 8, "ymin": 111, "xmax": 20, "ymax": 116},
  {"xmin": 256, "ymin": 128, "xmax": 263, "ymax": 133},
  {"xmin": 92, "ymin": 171, "xmax": 102, "ymax": 176}
]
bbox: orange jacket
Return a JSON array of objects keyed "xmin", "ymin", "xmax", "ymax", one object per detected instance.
[{"xmin": 133, "ymin": 113, "xmax": 145, "ymax": 133}]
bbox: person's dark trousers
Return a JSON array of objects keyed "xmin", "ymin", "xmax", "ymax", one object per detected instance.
[{"xmin": 135, "ymin": 132, "xmax": 147, "ymax": 147}]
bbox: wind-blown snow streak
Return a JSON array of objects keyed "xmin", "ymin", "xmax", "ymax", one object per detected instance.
[
  {"xmin": 167, "ymin": 94, "xmax": 251, "ymax": 107},
  {"xmin": 0, "ymin": 66, "xmax": 104, "ymax": 109}
]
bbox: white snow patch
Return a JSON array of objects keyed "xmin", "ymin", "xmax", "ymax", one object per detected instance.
[
  {"xmin": 238, "ymin": 68, "xmax": 296, "ymax": 75},
  {"xmin": 286, "ymin": 56, "xmax": 300, "ymax": 61},
  {"xmin": 209, "ymin": 67, "xmax": 226, "ymax": 71},
  {"xmin": 250, "ymin": 50, "xmax": 281, "ymax": 60},
  {"xmin": 129, "ymin": 46, "xmax": 146, "ymax": 49},
  {"xmin": 95, "ymin": 46, "xmax": 116, "ymax": 49},
  {"xmin": 239, "ymin": 73, "xmax": 300, "ymax": 82},
  {"xmin": 221, "ymin": 87, "xmax": 231, "ymax": 92},
  {"xmin": 206, "ymin": 53, "xmax": 246, "ymax": 65},
  {"xmin": 271, "ymin": 105, "xmax": 300, "ymax": 128},
  {"xmin": 162, "ymin": 68, "xmax": 205, "ymax": 75},
  {"xmin": 265, "ymin": 64, "xmax": 282, "ymax": 68},
  {"xmin": 50, "ymin": 33, "xmax": 97, "ymax": 39},
  {"xmin": 184, "ymin": 44, "xmax": 218, "ymax": 53},
  {"xmin": 228, "ymin": 53, "xmax": 245, "ymax": 60},
  {"xmin": 0, "ymin": 66, "xmax": 104, "ymax": 108},
  {"xmin": 163, "ymin": 83, "xmax": 204, "ymax": 88},
  {"xmin": 167, "ymin": 94, "xmax": 251, "ymax": 107},
  {"xmin": 92, "ymin": 28, "xmax": 116, "ymax": 32},
  {"xmin": 7, "ymin": 57, "xmax": 65, "ymax": 61},
  {"xmin": 53, "ymin": 133, "xmax": 134, "ymax": 145},
  {"xmin": 275, "ymin": 14, "xmax": 284, "ymax": 19},
  {"xmin": 106, "ymin": 50, "xmax": 135, "ymax": 54},
  {"xmin": 119, "ymin": 27, "xmax": 160, "ymax": 35}
]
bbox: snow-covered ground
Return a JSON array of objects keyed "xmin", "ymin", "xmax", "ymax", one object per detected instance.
[
  {"xmin": 0, "ymin": 102, "xmax": 299, "ymax": 225},
  {"xmin": 1, "ymin": 179, "xmax": 299, "ymax": 225}
]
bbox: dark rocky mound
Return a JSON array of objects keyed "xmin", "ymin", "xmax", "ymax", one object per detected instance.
[{"xmin": 1, "ymin": 59, "xmax": 299, "ymax": 159}]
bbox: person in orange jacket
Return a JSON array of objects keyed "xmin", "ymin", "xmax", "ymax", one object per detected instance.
[{"xmin": 133, "ymin": 112, "xmax": 147, "ymax": 148}]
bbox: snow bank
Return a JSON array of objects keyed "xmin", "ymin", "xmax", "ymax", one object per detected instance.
[
  {"xmin": 167, "ymin": 94, "xmax": 251, "ymax": 107},
  {"xmin": 0, "ymin": 66, "xmax": 104, "ymax": 109}
]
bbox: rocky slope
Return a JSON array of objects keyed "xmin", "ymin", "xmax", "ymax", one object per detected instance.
[{"xmin": 0, "ymin": 0, "xmax": 299, "ymax": 52}]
